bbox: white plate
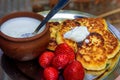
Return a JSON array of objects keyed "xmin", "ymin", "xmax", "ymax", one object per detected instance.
[{"xmin": 38, "ymin": 10, "xmax": 120, "ymax": 80}]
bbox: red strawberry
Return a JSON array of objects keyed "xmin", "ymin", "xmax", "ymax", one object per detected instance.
[
  {"xmin": 39, "ymin": 51, "xmax": 55, "ymax": 68},
  {"xmin": 63, "ymin": 61, "xmax": 85, "ymax": 80},
  {"xmin": 55, "ymin": 43, "xmax": 75, "ymax": 62},
  {"xmin": 52, "ymin": 53, "xmax": 69, "ymax": 70},
  {"xmin": 44, "ymin": 67, "xmax": 59, "ymax": 80}
]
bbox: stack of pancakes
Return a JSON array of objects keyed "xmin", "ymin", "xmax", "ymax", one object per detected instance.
[{"xmin": 47, "ymin": 18, "xmax": 120, "ymax": 77}]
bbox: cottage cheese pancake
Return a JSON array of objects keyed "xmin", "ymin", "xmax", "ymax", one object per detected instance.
[
  {"xmin": 47, "ymin": 22, "xmax": 60, "ymax": 50},
  {"xmin": 76, "ymin": 33, "xmax": 108, "ymax": 70},
  {"xmin": 101, "ymin": 30, "xmax": 120, "ymax": 59},
  {"xmin": 73, "ymin": 18, "xmax": 108, "ymax": 33},
  {"xmin": 48, "ymin": 19, "xmax": 81, "ymax": 52},
  {"xmin": 56, "ymin": 19, "xmax": 82, "ymax": 52},
  {"xmin": 73, "ymin": 18, "xmax": 120, "ymax": 59}
]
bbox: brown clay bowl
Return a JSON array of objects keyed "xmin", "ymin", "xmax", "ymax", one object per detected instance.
[{"xmin": 0, "ymin": 12, "xmax": 50, "ymax": 61}]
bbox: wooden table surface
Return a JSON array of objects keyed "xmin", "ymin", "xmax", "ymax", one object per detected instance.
[{"xmin": 0, "ymin": 0, "xmax": 120, "ymax": 31}]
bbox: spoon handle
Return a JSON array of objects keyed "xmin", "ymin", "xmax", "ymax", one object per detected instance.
[{"xmin": 34, "ymin": 0, "xmax": 70, "ymax": 33}]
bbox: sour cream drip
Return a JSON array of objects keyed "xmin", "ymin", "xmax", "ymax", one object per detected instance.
[{"xmin": 64, "ymin": 26, "xmax": 90, "ymax": 42}]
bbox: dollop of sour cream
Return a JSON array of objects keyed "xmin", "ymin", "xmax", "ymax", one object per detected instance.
[{"xmin": 64, "ymin": 26, "xmax": 90, "ymax": 42}]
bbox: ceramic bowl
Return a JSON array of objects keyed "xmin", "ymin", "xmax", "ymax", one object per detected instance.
[{"xmin": 0, "ymin": 12, "xmax": 50, "ymax": 61}]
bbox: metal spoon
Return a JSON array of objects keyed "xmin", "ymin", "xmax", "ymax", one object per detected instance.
[{"xmin": 22, "ymin": 0, "xmax": 70, "ymax": 38}]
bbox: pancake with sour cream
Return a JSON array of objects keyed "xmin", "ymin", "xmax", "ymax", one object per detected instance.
[{"xmin": 47, "ymin": 18, "xmax": 120, "ymax": 71}]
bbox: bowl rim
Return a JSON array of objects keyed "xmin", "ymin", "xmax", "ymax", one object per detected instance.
[{"xmin": 0, "ymin": 11, "xmax": 49, "ymax": 42}]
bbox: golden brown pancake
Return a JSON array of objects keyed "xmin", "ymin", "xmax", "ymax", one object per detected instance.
[
  {"xmin": 56, "ymin": 19, "xmax": 80, "ymax": 52},
  {"xmin": 74, "ymin": 18, "xmax": 120, "ymax": 59},
  {"xmin": 76, "ymin": 33, "xmax": 108, "ymax": 70},
  {"xmin": 87, "ymin": 51, "xmax": 120, "ymax": 80},
  {"xmin": 73, "ymin": 18, "xmax": 108, "ymax": 32},
  {"xmin": 101, "ymin": 30, "xmax": 120, "ymax": 59},
  {"xmin": 47, "ymin": 22, "xmax": 60, "ymax": 51}
]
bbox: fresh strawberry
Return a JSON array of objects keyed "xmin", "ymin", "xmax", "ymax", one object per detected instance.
[
  {"xmin": 39, "ymin": 51, "xmax": 55, "ymax": 68},
  {"xmin": 55, "ymin": 43, "xmax": 75, "ymax": 62},
  {"xmin": 63, "ymin": 61, "xmax": 85, "ymax": 80},
  {"xmin": 44, "ymin": 67, "xmax": 59, "ymax": 80},
  {"xmin": 52, "ymin": 53, "xmax": 70, "ymax": 70}
]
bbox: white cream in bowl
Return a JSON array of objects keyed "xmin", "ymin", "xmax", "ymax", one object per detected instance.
[{"xmin": 0, "ymin": 17, "xmax": 45, "ymax": 38}]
